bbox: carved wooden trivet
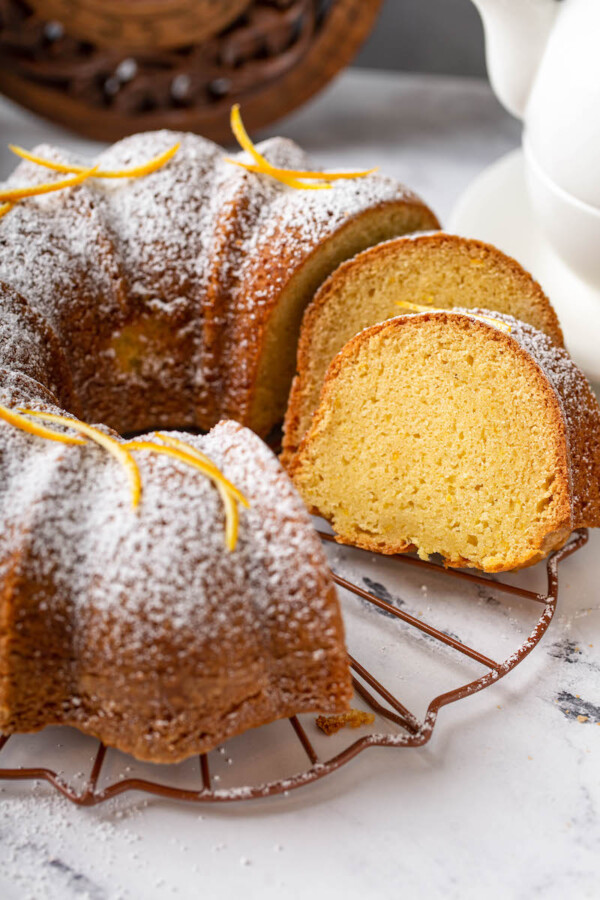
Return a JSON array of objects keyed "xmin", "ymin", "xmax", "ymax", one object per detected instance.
[{"xmin": 0, "ymin": 0, "xmax": 384, "ymax": 142}]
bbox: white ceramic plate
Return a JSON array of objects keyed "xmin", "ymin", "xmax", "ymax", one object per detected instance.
[{"xmin": 449, "ymin": 149, "xmax": 600, "ymax": 383}]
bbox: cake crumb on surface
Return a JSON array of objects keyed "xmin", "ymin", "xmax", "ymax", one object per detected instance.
[{"xmin": 315, "ymin": 709, "xmax": 375, "ymax": 735}]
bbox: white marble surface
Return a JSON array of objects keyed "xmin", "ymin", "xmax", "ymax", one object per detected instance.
[{"xmin": 0, "ymin": 70, "xmax": 599, "ymax": 900}]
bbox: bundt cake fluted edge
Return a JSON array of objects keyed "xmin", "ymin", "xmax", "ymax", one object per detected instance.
[
  {"xmin": 0, "ymin": 411, "xmax": 352, "ymax": 763},
  {"xmin": 0, "ymin": 131, "xmax": 438, "ymax": 438}
]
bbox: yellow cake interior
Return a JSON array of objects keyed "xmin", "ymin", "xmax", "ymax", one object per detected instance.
[
  {"xmin": 250, "ymin": 205, "xmax": 438, "ymax": 435},
  {"xmin": 291, "ymin": 314, "xmax": 571, "ymax": 572}
]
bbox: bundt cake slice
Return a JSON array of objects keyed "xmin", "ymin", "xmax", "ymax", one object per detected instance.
[
  {"xmin": 0, "ymin": 407, "xmax": 352, "ymax": 763},
  {"xmin": 0, "ymin": 131, "xmax": 438, "ymax": 437},
  {"xmin": 288, "ymin": 311, "xmax": 600, "ymax": 572},
  {"xmin": 282, "ymin": 233, "xmax": 564, "ymax": 462}
]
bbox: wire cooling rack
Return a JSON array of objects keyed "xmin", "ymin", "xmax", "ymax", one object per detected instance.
[{"xmin": 0, "ymin": 528, "xmax": 588, "ymax": 806}]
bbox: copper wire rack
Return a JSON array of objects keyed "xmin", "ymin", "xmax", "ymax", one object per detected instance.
[{"xmin": 0, "ymin": 527, "xmax": 588, "ymax": 806}]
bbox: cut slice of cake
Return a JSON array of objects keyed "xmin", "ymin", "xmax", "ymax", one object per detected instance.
[
  {"xmin": 288, "ymin": 310, "xmax": 600, "ymax": 572},
  {"xmin": 282, "ymin": 233, "xmax": 564, "ymax": 463}
]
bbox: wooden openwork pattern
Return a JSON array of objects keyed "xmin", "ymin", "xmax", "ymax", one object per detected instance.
[
  {"xmin": 0, "ymin": 528, "xmax": 587, "ymax": 805},
  {"xmin": 0, "ymin": 0, "xmax": 383, "ymax": 141}
]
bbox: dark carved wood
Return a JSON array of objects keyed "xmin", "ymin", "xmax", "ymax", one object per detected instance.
[
  {"xmin": 0, "ymin": 0, "xmax": 384, "ymax": 142},
  {"xmin": 26, "ymin": 0, "xmax": 253, "ymax": 49}
]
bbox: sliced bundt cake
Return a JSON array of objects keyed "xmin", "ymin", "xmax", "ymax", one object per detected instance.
[
  {"xmin": 283, "ymin": 233, "xmax": 563, "ymax": 462},
  {"xmin": 288, "ymin": 310, "xmax": 600, "ymax": 572},
  {"xmin": 0, "ymin": 131, "xmax": 438, "ymax": 437}
]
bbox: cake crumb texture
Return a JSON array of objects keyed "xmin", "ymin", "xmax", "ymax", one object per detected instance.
[{"xmin": 289, "ymin": 310, "xmax": 600, "ymax": 572}]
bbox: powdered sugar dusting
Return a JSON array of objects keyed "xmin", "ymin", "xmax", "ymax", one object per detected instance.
[
  {"xmin": 0, "ymin": 130, "xmax": 424, "ymax": 431},
  {"xmin": 0, "ymin": 382, "xmax": 350, "ymax": 760},
  {"xmin": 0, "ymin": 128, "xmax": 420, "ymax": 758}
]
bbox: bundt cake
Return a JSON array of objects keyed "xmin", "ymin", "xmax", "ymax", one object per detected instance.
[
  {"xmin": 0, "ymin": 129, "xmax": 438, "ymax": 438},
  {"xmin": 282, "ymin": 233, "xmax": 564, "ymax": 462},
  {"xmin": 288, "ymin": 310, "xmax": 600, "ymax": 572},
  {"xmin": 0, "ymin": 283, "xmax": 352, "ymax": 760},
  {"xmin": 0, "ymin": 121, "xmax": 446, "ymax": 761}
]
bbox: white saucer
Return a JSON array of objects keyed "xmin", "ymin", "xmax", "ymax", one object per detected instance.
[{"xmin": 449, "ymin": 149, "xmax": 600, "ymax": 383}]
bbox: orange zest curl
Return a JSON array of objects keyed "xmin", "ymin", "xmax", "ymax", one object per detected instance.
[
  {"xmin": 394, "ymin": 300, "xmax": 512, "ymax": 334},
  {"xmin": 0, "ymin": 142, "xmax": 180, "ymax": 220},
  {"xmin": 124, "ymin": 435, "xmax": 248, "ymax": 552},
  {"xmin": 0, "ymin": 405, "xmax": 86, "ymax": 445},
  {"xmin": 155, "ymin": 433, "xmax": 248, "ymax": 507},
  {"xmin": 0, "ymin": 166, "xmax": 99, "ymax": 204},
  {"xmin": 9, "ymin": 142, "xmax": 180, "ymax": 180},
  {"xmin": 226, "ymin": 104, "xmax": 377, "ymax": 190},
  {"xmin": 265, "ymin": 164, "xmax": 378, "ymax": 182},
  {"xmin": 223, "ymin": 158, "xmax": 331, "ymax": 191},
  {"xmin": 157, "ymin": 432, "xmax": 249, "ymax": 552},
  {"xmin": 16, "ymin": 409, "xmax": 141, "ymax": 509},
  {"xmin": 224, "ymin": 158, "xmax": 377, "ymax": 184}
]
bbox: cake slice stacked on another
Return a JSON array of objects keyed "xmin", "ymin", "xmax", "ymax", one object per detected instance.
[
  {"xmin": 283, "ymin": 233, "xmax": 564, "ymax": 463},
  {"xmin": 288, "ymin": 310, "xmax": 600, "ymax": 572}
]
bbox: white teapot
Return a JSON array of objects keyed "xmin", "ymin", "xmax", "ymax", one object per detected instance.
[{"xmin": 472, "ymin": 0, "xmax": 600, "ymax": 286}]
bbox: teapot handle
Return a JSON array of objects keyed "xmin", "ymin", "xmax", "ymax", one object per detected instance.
[{"xmin": 471, "ymin": 0, "xmax": 560, "ymax": 119}]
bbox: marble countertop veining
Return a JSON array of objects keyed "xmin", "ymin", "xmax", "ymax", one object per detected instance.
[{"xmin": 0, "ymin": 70, "xmax": 598, "ymax": 900}]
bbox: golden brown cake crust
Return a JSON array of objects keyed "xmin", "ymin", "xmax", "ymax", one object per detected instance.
[
  {"xmin": 282, "ymin": 232, "xmax": 564, "ymax": 463},
  {"xmin": 288, "ymin": 311, "xmax": 600, "ymax": 572}
]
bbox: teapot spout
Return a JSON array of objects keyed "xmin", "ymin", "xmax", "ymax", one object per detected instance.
[{"xmin": 471, "ymin": 0, "xmax": 559, "ymax": 119}]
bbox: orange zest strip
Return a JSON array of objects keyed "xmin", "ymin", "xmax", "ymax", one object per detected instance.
[
  {"xmin": 0, "ymin": 404, "xmax": 86, "ymax": 445},
  {"xmin": 228, "ymin": 104, "xmax": 330, "ymax": 190},
  {"xmin": 395, "ymin": 300, "xmax": 441, "ymax": 313},
  {"xmin": 9, "ymin": 142, "xmax": 180, "ymax": 179},
  {"xmin": 18, "ymin": 409, "xmax": 141, "ymax": 509},
  {"xmin": 0, "ymin": 202, "xmax": 13, "ymax": 219},
  {"xmin": 467, "ymin": 313, "xmax": 511, "ymax": 334},
  {"xmin": 0, "ymin": 166, "xmax": 99, "ymax": 204},
  {"xmin": 395, "ymin": 300, "xmax": 512, "ymax": 334},
  {"xmin": 264, "ymin": 164, "xmax": 378, "ymax": 181},
  {"xmin": 224, "ymin": 156, "xmax": 377, "ymax": 182},
  {"xmin": 155, "ymin": 433, "xmax": 248, "ymax": 507},
  {"xmin": 228, "ymin": 105, "xmax": 375, "ymax": 190},
  {"xmin": 220, "ymin": 489, "xmax": 240, "ymax": 554},
  {"xmin": 223, "ymin": 158, "xmax": 331, "ymax": 190},
  {"xmin": 230, "ymin": 105, "xmax": 370, "ymax": 180},
  {"xmin": 230, "ymin": 103, "xmax": 274, "ymax": 170},
  {"xmin": 125, "ymin": 438, "xmax": 248, "ymax": 552},
  {"xmin": 156, "ymin": 432, "xmax": 249, "ymax": 553}
]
